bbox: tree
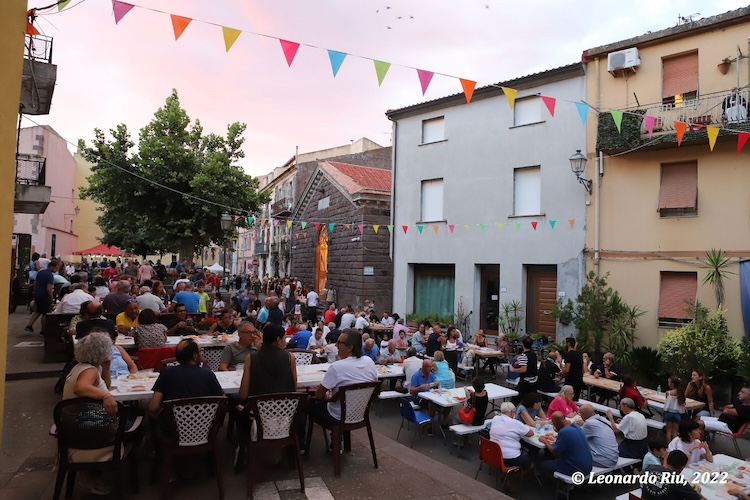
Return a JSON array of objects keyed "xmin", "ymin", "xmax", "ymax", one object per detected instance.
[
  {"xmin": 702, "ymin": 248, "xmax": 736, "ymax": 308},
  {"xmin": 79, "ymin": 90, "xmax": 268, "ymax": 259}
]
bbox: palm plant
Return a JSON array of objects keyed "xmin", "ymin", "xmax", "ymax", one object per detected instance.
[{"xmin": 702, "ymin": 249, "xmax": 736, "ymax": 308}]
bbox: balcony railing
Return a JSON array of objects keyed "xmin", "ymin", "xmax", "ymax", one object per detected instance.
[
  {"xmin": 255, "ymin": 242, "xmax": 268, "ymax": 255},
  {"xmin": 271, "ymin": 197, "xmax": 293, "ymax": 216},
  {"xmin": 638, "ymin": 88, "xmax": 749, "ymax": 135},
  {"xmin": 24, "ymin": 34, "xmax": 53, "ymax": 64},
  {"xmin": 16, "ymin": 154, "xmax": 46, "ymax": 186}
]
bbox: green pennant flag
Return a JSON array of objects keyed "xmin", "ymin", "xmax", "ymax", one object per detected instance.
[
  {"xmin": 301, "ymin": 221, "xmax": 307, "ymax": 229},
  {"xmin": 417, "ymin": 225, "xmax": 424, "ymax": 234},
  {"xmin": 610, "ymin": 109, "xmax": 624, "ymax": 133},
  {"xmin": 515, "ymin": 222, "xmax": 521, "ymax": 230},
  {"xmin": 479, "ymin": 223, "xmax": 486, "ymax": 232},
  {"xmin": 247, "ymin": 216, "xmax": 254, "ymax": 225},
  {"xmin": 387, "ymin": 225, "xmax": 393, "ymax": 233},
  {"xmin": 328, "ymin": 223, "xmax": 335, "ymax": 232},
  {"xmin": 374, "ymin": 60, "xmax": 391, "ymax": 87},
  {"xmin": 58, "ymin": 0, "xmax": 71, "ymax": 11},
  {"xmin": 549, "ymin": 220, "xmax": 556, "ymax": 229}
]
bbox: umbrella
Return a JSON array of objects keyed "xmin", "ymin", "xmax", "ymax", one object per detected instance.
[{"xmin": 72, "ymin": 243, "xmax": 123, "ymax": 257}]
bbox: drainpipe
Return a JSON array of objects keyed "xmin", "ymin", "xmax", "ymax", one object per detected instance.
[{"xmin": 594, "ymin": 151, "xmax": 602, "ymax": 273}]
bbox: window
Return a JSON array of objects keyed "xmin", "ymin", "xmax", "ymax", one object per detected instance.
[
  {"xmin": 659, "ymin": 161, "xmax": 697, "ymax": 217},
  {"xmin": 318, "ymin": 196, "xmax": 330, "ymax": 210},
  {"xmin": 658, "ymin": 272, "xmax": 697, "ymax": 327},
  {"xmin": 513, "ymin": 167, "xmax": 541, "ymax": 216},
  {"xmin": 662, "ymin": 52, "xmax": 698, "ymax": 106},
  {"xmin": 422, "ymin": 117, "xmax": 445, "ymax": 144},
  {"xmin": 514, "ymin": 97, "xmax": 543, "ymax": 126},
  {"xmin": 420, "ymin": 178, "xmax": 444, "ymax": 222},
  {"xmin": 414, "ymin": 264, "xmax": 455, "ymax": 317}
]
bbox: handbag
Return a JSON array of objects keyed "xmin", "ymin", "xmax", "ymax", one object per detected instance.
[{"xmin": 458, "ymin": 393, "xmax": 476, "ymax": 424}]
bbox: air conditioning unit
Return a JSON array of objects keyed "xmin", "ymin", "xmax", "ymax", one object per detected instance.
[{"xmin": 607, "ymin": 47, "xmax": 640, "ymax": 74}]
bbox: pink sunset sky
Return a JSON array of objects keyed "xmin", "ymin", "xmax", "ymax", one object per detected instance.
[{"xmin": 26, "ymin": 0, "xmax": 747, "ymax": 177}]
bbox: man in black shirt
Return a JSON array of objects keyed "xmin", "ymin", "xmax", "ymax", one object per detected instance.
[
  {"xmin": 266, "ymin": 296, "xmax": 284, "ymax": 325},
  {"xmin": 700, "ymin": 385, "xmax": 750, "ymax": 435},
  {"xmin": 163, "ymin": 304, "xmax": 196, "ymax": 336},
  {"xmin": 559, "ymin": 337, "xmax": 584, "ymax": 401},
  {"xmin": 593, "ymin": 352, "xmax": 621, "ymax": 403},
  {"xmin": 642, "ymin": 450, "xmax": 703, "ymax": 500},
  {"xmin": 510, "ymin": 336, "xmax": 537, "ymax": 404},
  {"xmin": 537, "ymin": 349, "xmax": 562, "ymax": 393},
  {"xmin": 425, "ymin": 324, "xmax": 443, "ymax": 357},
  {"xmin": 75, "ymin": 301, "xmax": 117, "ymax": 339}
]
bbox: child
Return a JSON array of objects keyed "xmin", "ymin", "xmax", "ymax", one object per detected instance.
[
  {"xmin": 642, "ymin": 436, "xmax": 667, "ymax": 471},
  {"xmin": 196, "ymin": 282, "xmax": 209, "ymax": 315},
  {"xmin": 663, "ymin": 375, "xmax": 687, "ymax": 443}
]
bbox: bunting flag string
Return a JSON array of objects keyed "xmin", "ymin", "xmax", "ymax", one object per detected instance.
[
  {"xmin": 328, "ymin": 223, "xmax": 335, "ymax": 231},
  {"xmin": 327, "ymin": 50, "xmax": 347, "ymax": 77},
  {"xmin": 643, "ymin": 115, "xmax": 655, "ymax": 138},
  {"xmin": 448, "ymin": 224, "xmax": 455, "ymax": 233},
  {"xmin": 357, "ymin": 224, "xmax": 364, "ymax": 234},
  {"xmin": 314, "ymin": 222, "xmax": 321, "ymax": 231},
  {"xmin": 373, "ymin": 224, "xmax": 380, "ymax": 234},
  {"xmin": 387, "ymin": 225, "xmax": 393, "ymax": 234},
  {"xmin": 432, "ymin": 225, "xmax": 439, "ymax": 234},
  {"xmin": 402, "ymin": 225, "xmax": 408, "ymax": 234},
  {"xmin": 675, "ymin": 121, "xmax": 687, "ymax": 146},
  {"xmin": 531, "ymin": 221, "xmax": 538, "ymax": 230},
  {"xmin": 707, "ymin": 126, "xmax": 719, "ymax": 151},
  {"xmin": 286, "ymin": 220, "xmax": 292, "ymax": 228},
  {"xmin": 58, "ymin": 0, "xmax": 71, "ymax": 11},
  {"xmin": 575, "ymin": 102, "xmax": 589, "ymax": 125},
  {"xmin": 417, "ymin": 225, "xmax": 424, "ymax": 234},
  {"xmin": 549, "ymin": 220, "xmax": 556, "ymax": 229},
  {"xmin": 610, "ymin": 110, "xmax": 624, "ymax": 133}
]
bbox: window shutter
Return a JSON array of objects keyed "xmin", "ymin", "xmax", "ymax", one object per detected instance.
[
  {"xmin": 663, "ymin": 52, "xmax": 698, "ymax": 99},
  {"xmin": 659, "ymin": 162, "xmax": 697, "ymax": 210},
  {"xmin": 658, "ymin": 272, "xmax": 697, "ymax": 320}
]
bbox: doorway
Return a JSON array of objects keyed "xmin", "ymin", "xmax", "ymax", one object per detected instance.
[
  {"xmin": 526, "ymin": 265, "xmax": 557, "ymax": 338},
  {"xmin": 315, "ymin": 229, "xmax": 329, "ymax": 294},
  {"xmin": 479, "ymin": 265, "xmax": 500, "ymax": 335}
]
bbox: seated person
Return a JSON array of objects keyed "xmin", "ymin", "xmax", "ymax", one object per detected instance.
[
  {"xmin": 700, "ymin": 385, "xmax": 750, "ymax": 436},
  {"xmin": 288, "ymin": 321, "xmax": 313, "ymax": 350},
  {"xmin": 548, "ymin": 385, "xmax": 579, "ymax": 418},
  {"xmin": 208, "ymin": 308, "xmax": 238, "ymax": 335},
  {"xmin": 618, "ymin": 375, "xmax": 648, "ymax": 414},
  {"xmin": 163, "ymin": 304, "xmax": 196, "ymax": 336},
  {"xmin": 582, "ymin": 352, "xmax": 594, "ymax": 375},
  {"xmin": 377, "ymin": 340, "xmax": 400, "ymax": 364},
  {"xmin": 642, "ymin": 450, "xmax": 703, "ymax": 500},
  {"xmin": 115, "ymin": 300, "xmax": 140, "ymax": 335},
  {"xmin": 308, "ymin": 327, "xmax": 328, "ymax": 353},
  {"xmin": 134, "ymin": 308, "xmax": 167, "ymax": 349},
  {"xmin": 218, "ymin": 320, "xmax": 260, "ymax": 371},
  {"xmin": 402, "ymin": 347, "xmax": 422, "ymax": 391},
  {"xmin": 433, "ymin": 351, "xmax": 455, "ymax": 390},
  {"xmin": 362, "ymin": 338, "xmax": 379, "ymax": 361},
  {"xmin": 537, "ymin": 349, "xmax": 562, "ymax": 393},
  {"xmin": 75, "ymin": 301, "xmax": 116, "ymax": 340},
  {"xmin": 489, "ymin": 402, "xmax": 534, "ymax": 470},
  {"xmin": 642, "ymin": 436, "xmax": 668, "ymax": 471},
  {"xmin": 409, "ymin": 359, "xmax": 451, "ymax": 435},
  {"xmin": 576, "ymin": 404, "xmax": 618, "ymax": 468},
  {"xmin": 592, "ymin": 352, "xmax": 621, "ymax": 403},
  {"xmin": 606, "ymin": 398, "xmax": 648, "ymax": 459},
  {"xmin": 516, "ymin": 392, "xmax": 547, "ymax": 426},
  {"xmin": 539, "ymin": 411, "xmax": 593, "ymax": 477},
  {"xmin": 668, "ymin": 419, "xmax": 713, "ymax": 464}
]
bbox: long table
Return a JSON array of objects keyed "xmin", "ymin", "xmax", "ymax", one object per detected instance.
[
  {"xmin": 582, "ymin": 374, "xmax": 705, "ymax": 412},
  {"xmin": 417, "ymin": 383, "xmax": 518, "ymax": 410}
]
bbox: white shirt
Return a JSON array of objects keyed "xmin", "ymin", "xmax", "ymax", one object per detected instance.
[
  {"xmin": 380, "ymin": 316, "xmax": 395, "ymax": 326},
  {"xmin": 340, "ymin": 313, "xmax": 356, "ymax": 329},
  {"xmin": 668, "ymin": 437, "xmax": 706, "ymax": 464},
  {"xmin": 282, "ymin": 285, "xmax": 290, "ymax": 299},
  {"xmin": 58, "ymin": 289, "xmax": 94, "ymax": 314},
  {"xmin": 136, "ymin": 292, "xmax": 165, "ymax": 313},
  {"xmin": 355, "ymin": 316, "xmax": 370, "ymax": 330},
  {"xmin": 618, "ymin": 411, "xmax": 648, "ymax": 441},
  {"xmin": 311, "ymin": 325, "xmax": 330, "ymax": 337},
  {"xmin": 38, "ymin": 257, "xmax": 51, "ymax": 270},
  {"xmin": 489, "ymin": 414, "xmax": 532, "ymax": 459},
  {"xmin": 307, "ymin": 291, "xmax": 319, "ymax": 307},
  {"xmin": 402, "ymin": 356, "xmax": 423, "ymax": 389},
  {"xmin": 323, "ymin": 343, "xmax": 339, "ymax": 362},
  {"xmin": 308, "ymin": 335, "xmax": 327, "ymax": 349},
  {"xmin": 172, "ymin": 278, "xmax": 190, "ymax": 290},
  {"xmin": 321, "ymin": 355, "xmax": 378, "ymax": 420},
  {"xmin": 65, "ymin": 265, "xmax": 75, "ymax": 276}
]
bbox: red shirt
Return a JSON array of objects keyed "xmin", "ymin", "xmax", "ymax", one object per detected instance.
[
  {"xmin": 324, "ymin": 309, "xmax": 336, "ymax": 324},
  {"xmin": 620, "ymin": 385, "xmax": 647, "ymax": 408}
]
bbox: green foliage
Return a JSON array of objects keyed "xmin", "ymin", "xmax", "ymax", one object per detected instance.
[
  {"xmin": 702, "ymin": 248, "xmax": 736, "ymax": 308},
  {"xmin": 498, "ymin": 300, "xmax": 524, "ymax": 336},
  {"xmin": 596, "ymin": 109, "xmax": 645, "ymax": 152},
  {"xmin": 657, "ymin": 304, "xmax": 740, "ymax": 383},
  {"xmin": 552, "ymin": 271, "xmax": 642, "ymax": 363},
  {"xmin": 626, "ymin": 346, "xmax": 665, "ymax": 389},
  {"xmin": 79, "ymin": 89, "xmax": 269, "ymax": 257},
  {"xmin": 737, "ymin": 337, "xmax": 750, "ymax": 384},
  {"xmin": 406, "ymin": 312, "xmax": 453, "ymax": 326}
]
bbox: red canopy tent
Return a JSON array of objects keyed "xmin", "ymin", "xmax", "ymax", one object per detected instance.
[{"xmin": 72, "ymin": 243, "xmax": 123, "ymax": 257}]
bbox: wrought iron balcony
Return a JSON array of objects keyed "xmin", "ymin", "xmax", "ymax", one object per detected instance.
[
  {"xmin": 255, "ymin": 242, "xmax": 269, "ymax": 255},
  {"xmin": 16, "ymin": 154, "xmax": 46, "ymax": 185},
  {"xmin": 271, "ymin": 196, "xmax": 293, "ymax": 216},
  {"xmin": 21, "ymin": 35, "xmax": 57, "ymax": 115}
]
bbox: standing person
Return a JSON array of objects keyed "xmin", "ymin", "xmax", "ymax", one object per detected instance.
[
  {"xmin": 663, "ymin": 375, "xmax": 687, "ymax": 443},
  {"xmin": 196, "ymin": 282, "xmax": 210, "ymax": 315},
  {"xmin": 558, "ymin": 337, "xmax": 584, "ymax": 401},
  {"xmin": 137, "ymin": 260, "xmax": 155, "ymax": 285},
  {"xmin": 26, "ymin": 259, "xmax": 58, "ymax": 333},
  {"xmin": 306, "ymin": 286, "xmax": 319, "ymax": 323},
  {"xmin": 509, "ymin": 336, "xmax": 538, "ymax": 404}
]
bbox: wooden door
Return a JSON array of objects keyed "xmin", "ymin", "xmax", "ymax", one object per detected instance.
[
  {"xmin": 479, "ymin": 265, "xmax": 500, "ymax": 335},
  {"xmin": 526, "ymin": 265, "xmax": 557, "ymax": 337}
]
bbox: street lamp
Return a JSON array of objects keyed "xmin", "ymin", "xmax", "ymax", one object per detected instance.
[
  {"xmin": 220, "ymin": 213, "xmax": 233, "ymax": 291},
  {"xmin": 569, "ymin": 150, "xmax": 592, "ymax": 194}
]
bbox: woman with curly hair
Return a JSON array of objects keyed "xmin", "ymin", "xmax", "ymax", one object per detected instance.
[{"xmin": 63, "ymin": 331, "xmax": 117, "ymax": 415}]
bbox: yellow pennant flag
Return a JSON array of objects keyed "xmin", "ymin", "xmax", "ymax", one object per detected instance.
[
  {"xmin": 707, "ymin": 126, "xmax": 720, "ymax": 151},
  {"xmin": 373, "ymin": 224, "xmax": 380, "ymax": 234},
  {"xmin": 286, "ymin": 220, "xmax": 293, "ymax": 228},
  {"xmin": 464, "ymin": 224, "xmax": 470, "ymax": 231},
  {"xmin": 496, "ymin": 223, "xmax": 504, "ymax": 231},
  {"xmin": 222, "ymin": 27, "xmax": 242, "ymax": 52},
  {"xmin": 501, "ymin": 87, "xmax": 518, "ymax": 109}
]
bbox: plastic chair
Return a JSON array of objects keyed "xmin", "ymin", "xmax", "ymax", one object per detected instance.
[
  {"xmin": 305, "ymin": 381, "xmax": 380, "ymax": 477},
  {"xmin": 289, "ymin": 349, "xmax": 320, "ymax": 365},
  {"xmin": 153, "ymin": 396, "xmax": 228, "ymax": 499},
  {"xmin": 241, "ymin": 393, "xmax": 307, "ymax": 499},
  {"xmin": 474, "ymin": 436, "xmax": 521, "ymax": 491},
  {"xmin": 201, "ymin": 346, "xmax": 223, "ymax": 371},
  {"xmin": 714, "ymin": 421, "xmax": 750, "ymax": 458},
  {"xmin": 396, "ymin": 397, "xmax": 432, "ymax": 448},
  {"xmin": 52, "ymin": 397, "xmax": 142, "ymax": 500}
]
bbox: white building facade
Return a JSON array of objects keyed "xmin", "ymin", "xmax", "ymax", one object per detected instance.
[{"xmin": 387, "ymin": 64, "xmax": 588, "ymax": 340}]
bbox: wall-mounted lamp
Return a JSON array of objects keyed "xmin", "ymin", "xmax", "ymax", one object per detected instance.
[{"xmin": 569, "ymin": 150, "xmax": 592, "ymax": 195}]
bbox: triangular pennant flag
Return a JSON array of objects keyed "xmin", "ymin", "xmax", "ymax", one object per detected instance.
[
  {"xmin": 358, "ymin": 224, "xmax": 364, "ymax": 234},
  {"xmin": 575, "ymin": 102, "xmax": 589, "ymax": 125},
  {"xmin": 279, "ymin": 39, "xmax": 300, "ymax": 67},
  {"xmin": 531, "ymin": 221, "xmax": 538, "ymax": 230},
  {"xmin": 247, "ymin": 217, "xmax": 254, "ymax": 225},
  {"xmin": 281, "ymin": 235, "xmax": 286, "ymax": 241},
  {"xmin": 327, "ymin": 50, "xmax": 347, "ymax": 77},
  {"xmin": 738, "ymin": 132, "xmax": 750, "ymax": 154},
  {"xmin": 112, "ymin": 1, "xmax": 134, "ymax": 24},
  {"xmin": 541, "ymin": 96, "xmax": 556, "ymax": 117},
  {"xmin": 549, "ymin": 220, "xmax": 556, "ymax": 229},
  {"xmin": 222, "ymin": 27, "xmax": 242, "ymax": 52},
  {"xmin": 328, "ymin": 223, "xmax": 335, "ymax": 232},
  {"xmin": 706, "ymin": 126, "xmax": 719, "ymax": 151},
  {"xmin": 170, "ymin": 15, "xmax": 192, "ymax": 40},
  {"xmin": 303, "ymin": 231, "xmax": 307, "ymax": 238},
  {"xmin": 273, "ymin": 219, "xmax": 279, "ymax": 227},
  {"xmin": 460, "ymin": 79, "xmax": 476, "ymax": 104},
  {"xmin": 58, "ymin": 0, "xmax": 71, "ymax": 11},
  {"xmin": 260, "ymin": 218, "xmax": 267, "ymax": 226},
  {"xmin": 515, "ymin": 222, "xmax": 521, "ymax": 231},
  {"xmin": 344, "ymin": 223, "xmax": 351, "ymax": 229},
  {"xmin": 568, "ymin": 219, "xmax": 575, "ymax": 228},
  {"xmin": 448, "ymin": 224, "xmax": 455, "ymax": 233},
  {"xmin": 464, "ymin": 224, "xmax": 470, "ymax": 231},
  {"xmin": 496, "ymin": 223, "xmax": 504, "ymax": 231},
  {"xmin": 610, "ymin": 110, "xmax": 624, "ymax": 133},
  {"xmin": 417, "ymin": 225, "xmax": 424, "ymax": 234},
  {"xmin": 300, "ymin": 221, "xmax": 307, "ymax": 229},
  {"xmin": 373, "ymin": 225, "xmax": 380, "ymax": 234},
  {"xmin": 286, "ymin": 220, "xmax": 292, "ymax": 228},
  {"xmin": 26, "ymin": 22, "xmax": 40, "ymax": 35},
  {"xmin": 479, "ymin": 223, "xmax": 486, "ymax": 232},
  {"xmin": 432, "ymin": 225, "xmax": 439, "ymax": 234},
  {"xmin": 233, "ymin": 215, "xmax": 240, "ymax": 222},
  {"xmin": 314, "ymin": 222, "xmax": 321, "ymax": 231},
  {"xmin": 501, "ymin": 87, "xmax": 518, "ymax": 109},
  {"xmin": 643, "ymin": 116, "xmax": 656, "ymax": 138},
  {"xmin": 374, "ymin": 60, "xmax": 391, "ymax": 87},
  {"xmin": 402, "ymin": 225, "xmax": 409, "ymax": 234},
  {"xmin": 417, "ymin": 69, "xmax": 434, "ymax": 95},
  {"xmin": 674, "ymin": 122, "xmax": 687, "ymax": 146},
  {"xmin": 387, "ymin": 225, "xmax": 393, "ymax": 233}
]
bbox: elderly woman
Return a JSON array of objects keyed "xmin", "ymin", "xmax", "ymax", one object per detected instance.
[
  {"xmin": 63, "ymin": 331, "xmax": 117, "ymax": 415},
  {"xmin": 433, "ymin": 351, "xmax": 455, "ymax": 389},
  {"xmin": 134, "ymin": 308, "xmax": 168, "ymax": 348},
  {"xmin": 548, "ymin": 385, "xmax": 580, "ymax": 417},
  {"xmin": 208, "ymin": 308, "xmax": 238, "ymax": 335}
]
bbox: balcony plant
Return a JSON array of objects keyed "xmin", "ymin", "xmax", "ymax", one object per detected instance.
[{"xmin": 718, "ymin": 57, "xmax": 732, "ymax": 75}]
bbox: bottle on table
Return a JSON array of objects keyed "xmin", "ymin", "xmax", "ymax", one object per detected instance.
[{"xmin": 657, "ymin": 385, "xmax": 662, "ymax": 395}]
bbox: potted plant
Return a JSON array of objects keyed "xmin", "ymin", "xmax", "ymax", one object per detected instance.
[{"xmin": 718, "ymin": 57, "xmax": 732, "ymax": 75}]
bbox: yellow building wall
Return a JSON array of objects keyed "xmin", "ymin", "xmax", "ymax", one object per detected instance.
[
  {"xmin": 1, "ymin": 0, "xmax": 32, "ymax": 442},
  {"xmin": 583, "ymin": 21, "xmax": 750, "ymax": 347},
  {"xmin": 74, "ymin": 152, "xmax": 104, "ymax": 252}
]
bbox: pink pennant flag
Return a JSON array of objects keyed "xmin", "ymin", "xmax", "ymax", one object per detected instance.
[
  {"xmin": 402, "ymin": 225, "xmax": 409, "ymax": 234},
  {"xmin": 279, "ymin": 39, "xmax": 300, "ymax": 67},
  {"xmin": 417, "ymin": 69, "xmax": 434, "ymax": 96},
  {"xmin": 738, "ymin": 132, "xmax": 750, "ymax": 154},
  {"xmin": 273, "ymin": 219, "xmax": 279, "ymax": 227},
  {"xmin": 643, "ymin": 115, "xmax": 656, "ymax": 138},
  {"xmin": 448, "ymin": 224, "xmax": 455, "ymax": 233},
  {"xmin": 541, "ymin": 96, "xmax": 556, "ymax": 117},
  {"xmin": 314, "ymin": 222, "xmax": 321, "ymax": 231},
  {"xmin": 112, "ymin": 1, "xmax": 134, "ymax": 24},
  {"xmin": 358, "ymin": 224, "xmax": 364, "ymax": 234},
  {"xmin": 531, "ymin": 221, "xmax": 538, "ymax": 231}
]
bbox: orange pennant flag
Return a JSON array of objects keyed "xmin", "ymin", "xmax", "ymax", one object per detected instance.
[
  {"xmin": 171, "ymin": 15, "xmax": 192, "ymax": 40},
  {"xmin": 222, "ymin": 27, "xmax": 242, "ymax": 52},
  {"xmin": 706, "ymin": 126, "xmax": 719, "ymax": 151},
  {"xmin": 26, "ymin": 22, "xmax": 40, "ymax": 35},
  {"xmin": 674, "ymin": 121, "xmax": 687, "ymax": 146},
  {"xmin": 433, "ymin": 225, "xmax": 440, "ymax": 234},
  {"xmin": 460, "ymin": 79, "xmax": 476, "ymax": 104},
  {"xmin": 568, "ymin": 219, "xmax": 575, "ymax": 228},
  {"xmin": 344, "ymin": 223, "xmax": 351, "ymax": 229},
  {"xmin": 501, "ymin": 87, "xmax": 518, "ymax": 109}
]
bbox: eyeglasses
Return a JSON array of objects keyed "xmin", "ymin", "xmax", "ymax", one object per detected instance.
[{"xmin": 128, "ymin": 299, "xmax": 138, "ymax": 303}]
